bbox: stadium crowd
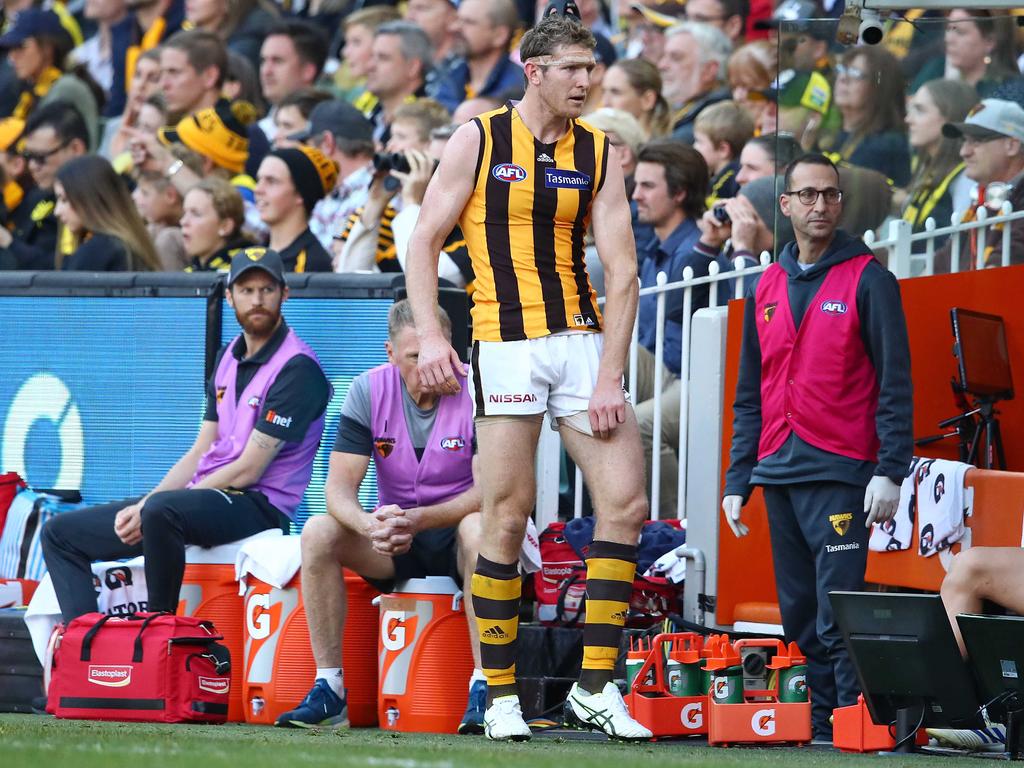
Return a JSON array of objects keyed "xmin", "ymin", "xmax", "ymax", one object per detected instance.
[
  {"xmin": 7, "ymin": 0, "xmax": 1024, "ymax": 749},
  {"xmin": 0, "ymin": 0, "xmax": 1020, "ymax": 279}
]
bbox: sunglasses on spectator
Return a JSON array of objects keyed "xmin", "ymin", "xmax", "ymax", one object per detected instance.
[
  {"xmin": 22, "ymin": 141, "xmax": 70, "ymax": 165},
  {"xmin": 835, "ymin": 64, "xmax": 869, "ymax": 81},
  {"xmin": 785, "ymin": 187, "xmax": 843, "ymax": 205}
]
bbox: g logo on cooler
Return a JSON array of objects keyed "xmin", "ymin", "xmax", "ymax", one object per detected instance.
[
  {"xmin": 752, "ymin": 708, "xmax": 777, "ymax": 736},
  {"xmin": 246, "ymin": 592, "xmax": 271, "ymax": 640},
  {"xmin": 681, "ymin": 701, "xmax": 703, "ymax": 729},
  {"xmin": 492, "ymin": 163, "xmax": 527, "ymax": 183},
  {"xmin": 382, "ymin": 610, "xmax": 407, "ymax": 651}
]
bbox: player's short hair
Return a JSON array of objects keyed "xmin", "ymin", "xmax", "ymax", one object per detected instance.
[
  {"xmin": 388, "ymin": 299, "xmax": 452, "ymax": 342},
  {"xmin": 520, "ymin": 14, "xmax": 595, "ymax": 61}
]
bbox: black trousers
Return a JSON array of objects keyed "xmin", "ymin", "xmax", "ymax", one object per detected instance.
[
  {"xmin": 40, "ymin": 489, "xmax": 287, "ymax": 622},
  {"xmin": 763, "ymin": 480, "xmax": 869, "ymax": 739}
]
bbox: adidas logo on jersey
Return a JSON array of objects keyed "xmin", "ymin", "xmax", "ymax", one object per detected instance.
[
  {"xmin": 482, "ymin": 625, "xmax": 510, "ymax": 640},
  {"xmin": 536, "ymin": 153, "xmax": 554, "ymax": 163}
]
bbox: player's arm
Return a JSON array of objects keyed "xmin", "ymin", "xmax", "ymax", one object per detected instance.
[
  {"xmin": 406, "ymin": 122, "xmax": 480, "ymax": 390},
  {"xmin": 589, "ymin": 145, "xmax": 639, "ymax": 436},
  {"xmin": 324, "ymin": 450, "xmax": 375, "ymax": 538}
]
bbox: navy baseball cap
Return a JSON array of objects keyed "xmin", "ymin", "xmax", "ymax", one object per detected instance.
[
  {"xmin": 228, "ymin": 247, "xmax": 286, "ymax": 286},
  {"xmin": 0, "ymin": 8, "xmax": 70, "ymax": 49},
  {"xmin": 289, "ymin": 99, "xmax": 374, "ymax": 145}
]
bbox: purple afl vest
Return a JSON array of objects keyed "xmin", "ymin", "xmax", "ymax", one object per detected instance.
[
  {"xmin": 369, "ymin": 364, "xmax": 474, "ymax": 508},
  {"xmin": 190, "ymin": 328, "xmax": 327, "ymax": 519},
  {"xmin": 755, "ymin": 254, "xmax": 881, "ymax": 462}
]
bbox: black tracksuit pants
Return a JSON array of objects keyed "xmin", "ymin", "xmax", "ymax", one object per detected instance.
[
  {"xmin": 40, "ymin": 489, "xmax": 287, "ymax": 622},
  {"xmin": 763, "ymin": 480, "xmax": 869, "ymax": 738}
]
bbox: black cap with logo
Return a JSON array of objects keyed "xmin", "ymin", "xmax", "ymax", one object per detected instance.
[{"xmin": 228, "ymin": 247, "xmax": 286, "ymax": 286}]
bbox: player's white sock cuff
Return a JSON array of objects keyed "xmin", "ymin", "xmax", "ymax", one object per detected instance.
[{"xmin": 316, "ymin": 667, "xmax": 344, "ymax": 697}]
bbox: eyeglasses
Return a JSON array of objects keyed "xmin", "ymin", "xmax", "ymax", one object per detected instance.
[
  {"xmin": 835, "ymin": 64, "xmax": 868, "ymax": 81},
  {"xmin": 785, "ymin": 187, "xmax": 843, "ymax": 205},
  {"xmin": 22, "ymin": 141, "xmax": 70, "ymax": 165}
]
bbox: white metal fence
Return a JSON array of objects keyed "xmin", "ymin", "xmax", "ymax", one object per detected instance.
[{"xmin": 535, "ymin": 203, "xmax": 1024, "ymax": 532}]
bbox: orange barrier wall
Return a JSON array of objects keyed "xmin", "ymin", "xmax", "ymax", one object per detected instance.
[{"xmin": 716, "ymin": 266, "xmax": 1024, "ymax": 624}]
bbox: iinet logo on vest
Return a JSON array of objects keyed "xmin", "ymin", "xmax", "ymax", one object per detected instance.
[{"xmin": 264, "ymin": 410, "xmax": 292, "ymax": 428}]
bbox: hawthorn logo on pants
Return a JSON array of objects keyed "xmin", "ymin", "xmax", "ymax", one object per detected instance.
[
  {"xmin": 829, "ymin": 512, "xmax": 853, "ymax": 536},
  {"xmin": 87, "ymin": 665, "xmax": 132, "ymax": 687}
]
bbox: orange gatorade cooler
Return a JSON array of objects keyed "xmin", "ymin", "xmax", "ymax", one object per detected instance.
[
  {"xmin": 178, "ymin": 561, "xmax": 245, "ymax": 722},
  {"xmin": 378, "ymin": 576, "xmax": 474, "ymax": 733},
  {"xmin": 242, "ymin": 568, "xmax": 380, "ymax": 726}
]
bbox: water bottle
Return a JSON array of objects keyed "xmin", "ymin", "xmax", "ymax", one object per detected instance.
[
  {"xmin": 711, "ymin": 664, "xmax": 744, "ymax": 704},
  {"xmin": 386, "ymin": 706, "xmax": 400, "ymax": 726},
  {"xmin": 779, "ymin": 664, "xmax": 809, "ymax": 703}
]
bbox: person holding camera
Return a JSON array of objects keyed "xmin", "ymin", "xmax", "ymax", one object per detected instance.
[
  {"xmin": 334, "ymin": 99, "xmax": 472, "ymax": 288},
  {"xmin": 722, "ymin": 153, "xmax": 913, "ymax": 742},
  {"xmin": 632, "ymin": 139, "xmax": 728, "ymax": 517},
  {"xmin": 254, "ymin": 145, "xmax": 338, "ymax": 272},
  {"xmin": 695, "ymin": 174, "xmax": 794, "ymax": 269}
]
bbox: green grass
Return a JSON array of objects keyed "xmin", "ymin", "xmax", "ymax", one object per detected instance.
[{"xmin": 0, "ymin": 714, "xmax": 991, "ymax": 768}]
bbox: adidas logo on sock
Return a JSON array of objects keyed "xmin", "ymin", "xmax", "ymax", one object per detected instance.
[
  {"xmin": 536, "ymin": 153, "xmax": 554, "ymax": 163},
  {"xmin": 611, "ymin": 609, "xmax": 628, "ymax": 622},
  {"xmin": 482, "ymin": 625, "xmax": 510, "ymax": 640}
]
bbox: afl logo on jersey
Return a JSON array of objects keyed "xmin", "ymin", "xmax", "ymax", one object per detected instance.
[
  {"xmin": 821, "ymin": 300, "xmax": 848, "ymax": 315},
  {"xmin": 492, "ymin": 163, "xmax": 527, "ymax": 182}
]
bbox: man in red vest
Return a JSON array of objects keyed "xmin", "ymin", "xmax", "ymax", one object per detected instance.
[{"xmin": 721, "ymin": 153, "xmax": 913, "ymax": 742}]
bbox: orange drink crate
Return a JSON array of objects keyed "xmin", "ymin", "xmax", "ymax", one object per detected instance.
[{"xmin": 623, "ymin": 632, "xmax": 709, "ymax": 738}]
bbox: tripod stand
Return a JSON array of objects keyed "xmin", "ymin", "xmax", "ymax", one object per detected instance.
[{"xmin": 916, "ymin": 389, "xmax": 1007, "ymax": 470}]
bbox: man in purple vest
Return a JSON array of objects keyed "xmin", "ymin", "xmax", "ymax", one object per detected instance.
[
  {"xmin": 721, "ymin": 154, "xmax": 913, "ymax": 742},
  {"xmin": 276, "ymin": 300, "xmax": 487, "ymax": 734},
  {"xmin": 41, "ymin": 247, "xmax": 331, "ymax": 623}
]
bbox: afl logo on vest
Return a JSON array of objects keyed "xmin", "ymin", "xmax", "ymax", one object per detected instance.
[
  {"xmin": 439, "ymin": 436, "xmax": 465, "ymax": 451},
  {"xmin": 492, "ymin": 163, "xmax": 527, "ymax": 183},
  {"xmin": 820, "ymin": 300, "xmax": 848, "ymax": 315}
]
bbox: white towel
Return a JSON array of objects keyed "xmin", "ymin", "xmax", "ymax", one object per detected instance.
[
  {"xmin": 869, "ymin": 457, "xmax": 920, "ymax": 552},
  {"xmin": 234, "ymin": 533, "xmax": 302, "ymax": 595},
  {"xmin": 519, "ymin": 518, "xmax": 542, "ymax": 574},
  {"xmin": 916, "ymin": 458, "xmax": 973, "ymax": 557}
]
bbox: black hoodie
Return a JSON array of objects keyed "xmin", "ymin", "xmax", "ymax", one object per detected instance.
[{"xmin": 724, "ymin": 230, "xmax": 913, "ymax": 501}]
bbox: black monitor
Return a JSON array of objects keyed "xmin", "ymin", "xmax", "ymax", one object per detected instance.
[
  {"xmin": 951, "ymin": 308, "xmax": 1013, "ymax": 401},
  {"xmin": 830, "ymin": 592, "xmax": 984, "ymax": 752},
  {"xmin": 959, "ymin": 614, "xmax": 1024, "ymax": 758}
]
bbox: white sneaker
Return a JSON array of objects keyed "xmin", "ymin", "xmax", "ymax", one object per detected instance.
[
  {"xmin": 563, "ymin": 682, "xmax": 653, "ymax": 741},
  {"xmin": 483, "ymin": 695, "xmax": 532, "ymax": 741},
  {"xmin": 927, "ymin": 723, "xmax": 1006, "ymax": 752}
]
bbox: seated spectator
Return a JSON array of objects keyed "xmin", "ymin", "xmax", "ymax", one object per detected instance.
[
  {"xmin": 696, "ymin": 174, "xmax": 794, "ymax": 268},
  {"xmin": 181, "ymin": 177, "xmax": 250, "ymax": 272},
  {"xmin": 581, "ymin": 32, "xmax": 618, "ymax": 114},
  {"xmin": 364, "ymin": 21, "xmax": 434, "ymax": 146},
  {"xmin": 632, "ymin": 139, "xmax": 723, "ymax": 517},
  {"xmin": 622, "ymin": 2, "xmax": 683, "ymax": 64},
  {"xmin": 333, "ymin": 5, "xmax": 402, "ymax": 108},
  {"xmin": 727, "ymin": 40, "xmax": 776, "ymax": 130},
  {"xmin": 602, "ymin": 57, "xmax": 670, "ymax": 138},
  {"xmin": 292, "ymin": 100, "xmax": 376, "ymax": 253},
  {"xmin": 432, "ymin": 0, "xmax": 523, "ymax": 115},
  {"xmin": 735, "ymin": 132, "xmax": 802, "ymax": 186},
  {"xmin": 132, "ymin": 151, "xmax": 199, "ymax": 270},
  {"xmin": 836, "ymin": 164, "xmax": 893, "ymax": 239},
  {"xmin": 0, "ymin": 9, "xmax": 101, "ymax": 149},
  {"xmin": 404, "ymin": 0, "xmax": 458, "ymax": 68},
  {"xmin": 659, "ymin": 21, "xmax": 733, "ymax": 145},
  {"xmin": 0, "ymin": 101, "xmax": 88, "ymax": 270},
  {"xmin": 257, "ymin": 20, "xmax": 328, "ymax": 143},
  {"xmin": 102, "ymin": 47, "xmax": 162, "ymax": 159},
  {"xmin": 54, "ymin": 154, "xmax": 160, "ymax": 271},
  {"xmin": 272, "ymin": 89, "xmax": 333, "ymax": 150},
  {"xmin": 40, "ymin": 247, "xmax": 330, "ymax": 623},
  {"xmin": 74, "ymin": 0, "xmax": 127, "ymax": 99},
  {"xmin": 275, "ymin": 300, "xmax": 487, "ymax": 734},
  {"xmin": 256, "ymin": 146, "xmax": 337, "ymax": 272},
  {"xmin": 334, "ymin": 98, "xmax": 451, "ymax": 277},
  {"xmin": 821, "ymin": 45, "xmax": 911, "ymax": 187},
  {"xmin": 185, "ymin": 0, "xmax": 278, "ymax": 70},
  {"xmin": 224, "ymin": 50, "xmax": 266, "ymax": 116},
  {"xmin": 451, "ymin": 94, "xmax": 503, "ymax": 125},
  {"xmin": 693, "ymin": 100, "xmax": 753, "ymax": 206},
  {"xmin": 899, "ymin": 79, "xmax": 976, "ymax": 243},
  {"xmin": 110, "ymin": 91, "xmax": 167, "ymax": 174},
  {"xmin": 935, "ymin": 98, "xmax": 1024, "ymax": 271},
  {"xmin": 0, "ymin": 117, "xmax": 33, "ymax": 230},
  {"xmin": 684, "ymin": 0, "xmax": 747, "ymax": 46},
  {"xmin": 912, "ymin": 10, "xmax": 1019, "ymax": 99},
  {"xmin": 583, "ymin": 108, "xmax": 646, "ymax": 198},
  {"xmin": 105, "ymin": 0, "xmax": 184, "ymax": 118},
  {"xmin": 159, "ymin": 29, "xmax": 227, "ymax": 122}
]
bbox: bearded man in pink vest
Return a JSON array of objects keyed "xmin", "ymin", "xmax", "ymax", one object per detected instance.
[
  {"xmin": 276, "ymin": 299, "xmax": 488, "ymax": 734},
  {"xmin": 721, "ymin": 154, "xmax": 913, "ymax": 742},
  {"xmin": 41, "ymin": 247, "xmax": 331, "ymax": 623}
]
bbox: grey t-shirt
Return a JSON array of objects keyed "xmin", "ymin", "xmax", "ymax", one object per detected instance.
[{"xmin": 333, "ymin": 372, "xmax": 439, "ymax": 458}]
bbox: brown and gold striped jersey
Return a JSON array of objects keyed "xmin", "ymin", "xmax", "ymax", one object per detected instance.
[{"xmin": 461, "ymin": 104, "xmax": 608, "ymax": 342}]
